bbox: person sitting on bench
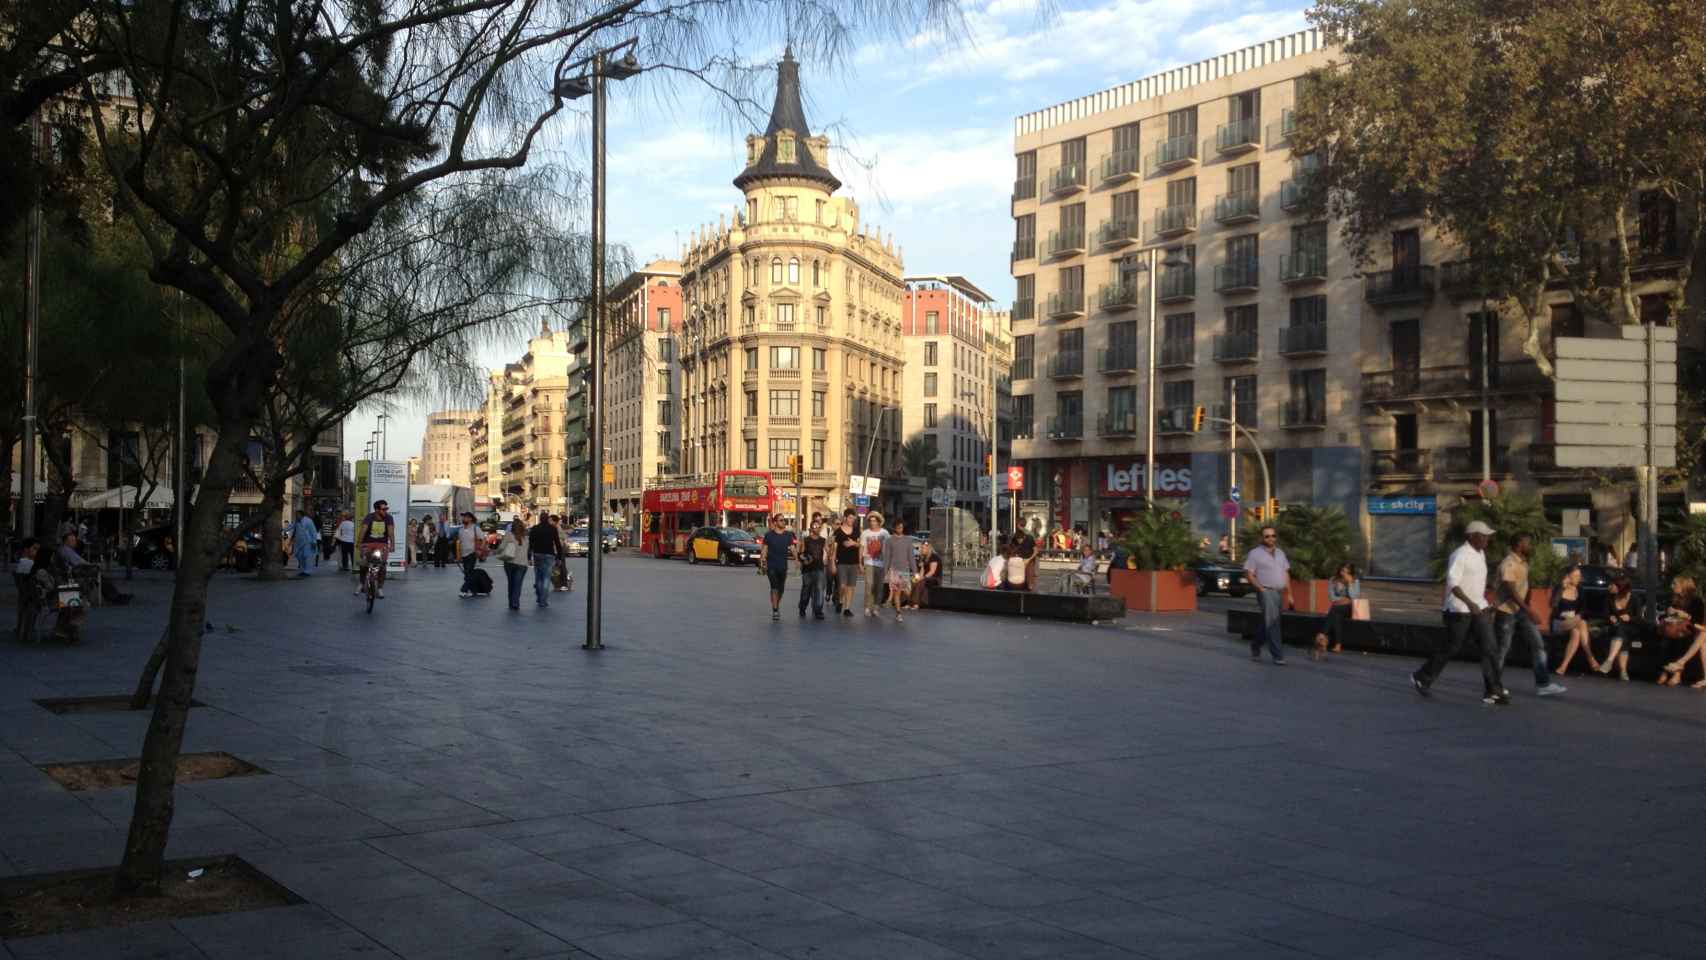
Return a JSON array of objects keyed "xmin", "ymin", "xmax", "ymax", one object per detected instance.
[{"xmin": 1550, "ymin": 565, "xmax": 1599, "ymax": 675}]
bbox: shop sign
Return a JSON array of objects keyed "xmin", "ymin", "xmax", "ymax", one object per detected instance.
[
  {"xmin": 1097, "ymin": 458, "xmax": 1191, "ymax": 498},
  {"xmin": 1367, "ymin": 495, "xmax": 1436, "ymax": 516}
]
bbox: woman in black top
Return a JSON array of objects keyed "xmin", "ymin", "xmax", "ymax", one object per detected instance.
[
  {"xmin": 1596, "ymin": 577, "xmax": 1641, "ymax": 681},
  {"xmin": 830, "ymin": 514, "xmax": 862, "ymax": 619},
  {"xmin": 908, "ymin": 541, "xmax": 943, "ymax": 610},
  {"xmin": 1659, "ymin": 576, "xmax": 1706, "ymax": 688},
  {"xmin": 1551, "ymin": 565, "xmax": 1599, "ymax": 675}
]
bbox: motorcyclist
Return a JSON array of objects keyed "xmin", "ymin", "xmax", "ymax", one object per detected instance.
[{"xmin": 356, "ymin": 500, "xmax": 396, "ymax": 597}]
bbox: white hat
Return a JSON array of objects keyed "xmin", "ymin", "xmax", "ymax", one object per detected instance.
[{"xmin": 1465, "ymin": 520, "xmax": 1496, "ymax": 536}]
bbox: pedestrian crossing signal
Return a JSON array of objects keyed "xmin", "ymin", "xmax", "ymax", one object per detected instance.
[{"xmin": 1191, "ymin": 405, "xmax": 1205, "ymax": 432}]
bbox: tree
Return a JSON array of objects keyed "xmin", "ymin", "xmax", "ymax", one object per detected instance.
[
  {"xmin": 1296, "ymin": 0, "xmax": 1706, "ymax": 375},
  {"xmin": 899, "ymin": 435, "xmax": 946, "ymax": 530},
  {"xmin": 55, "ymin": 0, "xmax": 968, "ymax": 897}
]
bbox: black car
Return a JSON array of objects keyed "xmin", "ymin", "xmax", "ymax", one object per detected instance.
[
  {"xmin": 129, "ymin": 524, "xmax": 179, "ymax": 570},
  {"xmin": 1193, "ymin": 559, "xmax": 1250, "ymax": 598}
]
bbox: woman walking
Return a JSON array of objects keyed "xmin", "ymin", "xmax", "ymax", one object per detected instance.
[
  {"xmin": 831, "ymin": 512, "xmax": 861, "ymax": 618},
  {"xmin": 882, "ymin": 518, "xmax": 916, "ymax": 622},
  {"xmin": 416, "ymin": 517, "xmax": 438, "ymax": 572},
  {"xmin": 496, "ymin": 519, "xmax": 528, "ymax": 610}
]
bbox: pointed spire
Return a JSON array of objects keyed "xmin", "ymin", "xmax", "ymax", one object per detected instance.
[
  {"xmin": 765, "ymin": 46, "xmax": 811, "ymax": 138},
  {"xmin": 734, "ymin": 49, "xmax": 840, "ymax": 192}
]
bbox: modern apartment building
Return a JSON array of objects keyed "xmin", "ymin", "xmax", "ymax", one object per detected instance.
[
  {"xmin": 418, "ymin": 409, "xmax": 478, "ymax": 487},
  {"xmin": 475, "ymin": 324, "xmax": 578, "ymax": 518},
  {"xmin": 606, "ymin": 261, "xmax": 684, "ymax": 534},
  {"xmin": 468, "ymin": 370, "xmax": 505, "ymax": 512},
  {"xmin": 677, "ymin": 50, "xmax": 906, "ymax": 521},
  {"xmin": 900, "ymin": 276, "xmax": 1010, "ymax": 525},
  {"xmin": 1009, "ymin": 28, "xmax": 1701, "ymax": 576}
]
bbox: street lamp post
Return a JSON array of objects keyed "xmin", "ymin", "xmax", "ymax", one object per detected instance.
[
  {"xmin": 1133, "ymin": 246, "xmax": 1189, "ymax": 508},
  {"xmin": 556, "ymin": 39, "xmax": 640, "ymax": 652},
  {"xmin": 20, "ymin": 111, "xmax": 44, "ymax": 538}
]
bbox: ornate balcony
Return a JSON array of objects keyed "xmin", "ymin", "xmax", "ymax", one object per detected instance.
[
  {"xmin": 1360, "ymin": 361, "xmax": 1548, "ymax": 404},
  {"xmin": 1440, "ymin": 446, "xmax": 1512, "ymax": 479},
  {"xmin": 1369, "ymin": 449, "xmax": 1433, "ymax": 481}
]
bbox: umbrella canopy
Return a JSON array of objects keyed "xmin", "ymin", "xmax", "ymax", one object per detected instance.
[{"xmin": 74, "ymin": 485, "xmax": 175, "ymax": 510}]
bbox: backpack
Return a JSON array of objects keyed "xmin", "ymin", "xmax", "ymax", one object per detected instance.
[{"xmin": 468, "ymin": 568, "xmax": 494, "ymax": 596}]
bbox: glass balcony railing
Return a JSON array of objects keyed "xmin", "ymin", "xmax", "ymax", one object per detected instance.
[
  {"xmin": 1044, "ymin": 228, "xmax": 1086, "ymax": 258},
  {"xmin": 1012, "ymin": 297, "xmax": 1035, "ymax": 322},
  {"xmin": 1364, "ymin": 266, "xmax": 1435, "ymax": 305},
  {"xmin": 1097, "ymin": 218, "xmax": 1141, "ymax": 247},
  {"xmin": 1099, "ymin": 346, "xmax": 1138, "ymax": 373},
  {"xmin": 1100, "ymin": 149, "xmax": 1141, "ymax": 183},
  {"xmin": 1153, "ymin": 204, "xmax": 1197, "ymax": 238},
  {"xmin": 1097, "ymin": 282, "xmax": 1140, "ymax": 311},
  {"xmin": 1013, "ymin": 176, "xmax": 1036, "ymax": 201},
  {"xmin": 1151, "ymin": 134, "xmax": 1198, "ymax": 170},
  {"xmin": 1214, "ymin": 258, "xmax": 1261, "ymax": 293},
  {"xmin": 1215, "ymin": 116, "xmax": 1260, "ymax": 152},
  {"xmin": 1046, "ymin": 352, "xmax": 1085, "ymax": 379},
  {"xmin": 1214, "ymin": 191, "xmax": 1261, "ymax": 224},
  {"xmin": 1157, "ymin": 267, "xmax": 1196, "ymax": 302},
  {"xmin": 1279, "ymin": 250, "xmax": 1327, "ymax": 283},
  {"xmin": 1212, "ymin": 332, "xmax": 1258, "ymax": 362},
  {"xmin": 1045, "ymin": 414, "xmax": 1084, "ymax": 439},
  {"xmin": 1158, "ymin": 339, "xmax": 1194, "ymax": 368},
  {"xmin": 1046, "ymin": 163, "xmax": 1086, "ymax": 195},
  {"xmin": 1097, "ymin": 412, "xmax": 1138, "ymax": 436},
  {"xmin": 1046, "ymin": 289, "xmax": 1086, "ymax": 318},
  {"xmin": 1278, "ymin": 323, "xmax": 1328, "ymax": 356}
]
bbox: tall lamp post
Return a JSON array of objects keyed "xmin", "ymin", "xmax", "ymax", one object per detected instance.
[
  {"xmin": 1132, "ymin": 245, "xmax": 1190, "ymax": 507},
  {"xmin": 556, "ymin": 38, "xmax": 640, "ymax": 652}
]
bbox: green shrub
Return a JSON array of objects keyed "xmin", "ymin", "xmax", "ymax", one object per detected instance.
[
  {"xmin": 1119, "ymin": 508, "xmax": 1200, "ymax": 572},
  {"xmin": 1238, "ymin": 505, "xmax": 1353, "ymax": 579},
  {"xmin": 1431, "ymin": 492, "xmax": 1558, "ymax": 580}
]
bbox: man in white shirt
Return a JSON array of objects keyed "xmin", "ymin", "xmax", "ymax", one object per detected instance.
[
  {"xmin": 334, "ymin": 513, "xmax": 356, "ymax": 572},
  {"xmin": 1413, "ymin": 520, "xmax": 1507, "ymax": 703},
  {"xmin": 859, "ymin": 512, "xmax": 888, "ymax": 616}
]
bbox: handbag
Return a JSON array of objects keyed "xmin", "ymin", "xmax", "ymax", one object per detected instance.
[
  {"xmin": 494, "ymin": 537, "xmax": 518, "ymax": 565},
  {"xmin": 1351, "ymin": 598, "xmax": 1372, "ymax": 621},
  {"xmin": 1660, "ymin": 618, "xmax": 1694, "ymax": 641}
]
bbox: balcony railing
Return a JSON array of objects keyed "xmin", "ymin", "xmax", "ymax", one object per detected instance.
[
  {"xmin": 1046, "ymin": 352, "xmax": 1085, "ymax": 379},
  {"xmin": 1099, "ymin": 149, "xmax": 1140, "ymax": 184},
  {"xmin": 1267, "ymin": 108, "xmax": 1295, "ymax": 144},
  {"xmin": 1046, "ymin": 163, "xmax": 1086, "ymax": 195},
  {"xmin": 1012, "ymin": 237, "xmax": 1036, "ymax": 261},
  {"xmin": 1214, "ymin": 258, "xmax": 1261, "ymax": 293},
  {"xmin": 1044, "ymin": 228, "xmax": 1086, "ymax": 259},
  {"xmin": 1440, "ymin": 446, "xmax": 1512, "ymax": 478},
  {"xmin": 1157, "ymin": 406, "xmax": 1196, "ymax": 434},
  {"xmin": 1280, "ymin": 399, "xmax": 1327, "ymax": 428},
  {"xmin": 1214, "ymin": 191, "xmax": 1261, "ymax": 224},
  {"xmin": 1012, "ymin": 297, "xmax": 1035, "ymax": 322},
  {"xmin": 1215, "ymin": 117, "xmax": 1260, "ymax": 153},
  {"xmin": 1013, "ymin": 176, "xmax": 1036, "ymax": 201},
  {"xmin": 1151, "ymin": 134, "xmax": 1198, "ymax": 170},
  {"xmin": 1159, "ymin": 339, "xmax": 1194, "ymax": 368},
  {"xmin": 1439, "ymin": 260, "xmax": 1481, "ymax": 299},
  {"xmin": 1045, "ymin": 414, "xmax": 1084, "ymax": 439},
  {"xmin": 1099, "ymin": 346, "xmax": 1138, "ymax": 373},
  {"xmin": 1153, "ymin": 204, "xmax": 1197, "ymax": 238},
  {"xmin": 1097, "ymin": 282, "xmax": 1140, "ymax": 312},
  {"xmin": 1097, "ymin": 218, "xmax": 1141, "ymax": 248},
  {"xmin": 1364, "ymin": 266, "xmax": 1434, "ymax": 305},
  {"xmin": 1157, "ymin": 267, "xmax": 1196, "ymax": 303},
  {"xmin": 1212, "ymin": 332, "xmax": 1258, "ymax": 362},
  {"xmin": 1046, "ymin": 289, "xmax": 1086, "ymax": 319},
  {"xmin": 1279, "ymin": 250, "xmax": 1327, "ymax": 284},
  {"xmin": 1014, "ymin": 420, "xmax": 1035, "ymax": 440},
  {"xmin": 1360, "ymin": 361, "xmax": 1549, "ymax": 403},
  {"xmin": 1369, "ymin": 449, "xmax": 1433, "ymax": 480},
  {"xmin": 1278, "ymin": 323, "xmax": 1327, "ymax": 356},
  {"xmin": 1097, "ymin": 412, "xmax": 1138, "ymax": 436},
  {"xmin": 1012, "ymin": 358, "xmax": 1034, "ymax": 380},
  {"xmin": 1212, "ymin": 401, "xmax": 1257, "ymax": 428}
]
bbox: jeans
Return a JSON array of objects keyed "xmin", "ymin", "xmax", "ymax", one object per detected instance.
[
  {"xmin": 1417, "ymin": 610, "xmax": 1503, "ymax": 696},
  {"xmin": 337, "ymin": 541, "xmax": 354, "ymax": 571},
  {"xmin": 798, "ymin": 568, "xmax": 825, "ymax": 616},
  {"xmin": 461, "ymin": 554, "xmax": 478, "ymax": 593},
  {"xmin": 1253, "ymin": 588, "xmax": 1285, "ymax": 661},
  {"xmin": 504, "ymin": 563, "xmax": 527, "ymax": 608},
  {"xmin": 534, "ymin": 555, "xmax": 555, "ymax": 606},
  {"xmin": 865, "ymin": 566, "xmax": 885, "ymax": 608},
  {"xmin": 1494, "ymin": 611, "xmax": 1552, "ymax": 688}
]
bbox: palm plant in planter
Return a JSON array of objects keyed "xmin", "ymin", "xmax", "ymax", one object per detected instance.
[
  {"xmin": 1110, "ymin": 508, "xmax": 1200, "ymax": 612},
  {"xmin": 1276, "ymin": 505, "xmax": 1352, "ymax": 613}
]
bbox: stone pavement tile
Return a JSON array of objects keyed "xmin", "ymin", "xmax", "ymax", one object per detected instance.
[
  {"xmin": 1542, "ymin": 911, "xmax": 1706, "ymax": 959},
  {"xmin": 256, "ymin": 852, "xmax": 461, "ymax": 906},
  {"xmin": 861, "ymin": 847, "xmax": 1028, "ymax": 888},
  {"xmin": 671, "ymin": 887, "xmax": 847, "ymax": 935},
  {"xmin": 933, "ymin": 829, "xmax": 1096, "ymax": 870},
  {"xmin": 330, "ymin": 891, "xmax": 569, "ymax": 958},
  {"xmin": 917, "ymin": 917, "xmax": 1118, "ymax": 960},
  {"xmin": 434, "ymin": 858, "xmax": 600, "ymax": 899},
  {"xmin": 194, "ymin": 928, "xmax": 397, "ymax": 959},
  {"xmin": 737, "ymin": 914, "xmax": 895, "ymax": 954},
  {"xmin": 693, "ymin": 836, "xmax": 841, "ymax": 874},
  {"xmin": 1247, "ymin": 917, "xmax": 1454, "ymax": 960},
  {"xmin": 172, "ymin": 903, "xmax": 350, "ymax": 950},
  {"xmin": 470, "ymin": 878, "xmax": 618, "ymax": 914},
  {"xmin": 1472, "ymin": 929, "xmax": 1631, "ymax": 959},
  {"xmin": 1, "ymin": 825, "xmax": 126, "ymax": 873},
  {"xmin": 1017, "ymin": 897, "xmax": 1250, "ymax": 960},
  {"xmin": 572, "ymin": 920, "xmax": 782, "ymax": 960},
  {"xmin": 747, "ymin": 860, "xmax": 895, "ymax": 894},
  {"xmin": 505, "ymin": 891, "xmax": 687, "ymax": 942},
  {"xmin": 480, "ymin": 815, "xmax": 630, "ymax": 844},
  {"xmin": 946, "ymin": 875, "xmax": 1094, "ymax": 911},
  {"xmin": 1380, "ymin": 874, "xmax": 1566, "ymax": 923},
  {"xmin": 7, "ymin": 919, "xmax": 209, "ymax": 960},
  {"xmin": 610, "ymin": 865, "xmax": 774, "ymax": 905},
  {"xmin": 774, "ymin": 929, "xmax": 972, "ymax": 960},
  {"xmin": 613, "ymin": 819, "xmax": 763, "ymax": 855},
  {"xmin": 806, "ymin": 877, "xmax": 985, "ymax": 922},
  {"xmin": 1146, "ymin": 889, "xmax": 1333, "ymax": 933},
  {"xmin": 886, "ymin": 905, "xmax": 1019, "ymax": 938},
  {"xmin": 556, "ymin": 841, "xmax": 714, "ymax": 884}
]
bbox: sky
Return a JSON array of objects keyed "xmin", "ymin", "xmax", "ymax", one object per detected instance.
[{"xmin": 348, "ymin": 0, "xmax": 1313, "ymax": 467}]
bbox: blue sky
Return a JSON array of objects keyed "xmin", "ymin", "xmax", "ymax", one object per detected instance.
[{"xmin": 352, "ymin": 0, "xmax": 1312, "ymax": 464}]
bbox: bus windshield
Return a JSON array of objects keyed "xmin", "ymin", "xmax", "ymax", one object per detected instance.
[{"xmin": 722, "ymin": 474, "xmax": 768, "ymax": 499}]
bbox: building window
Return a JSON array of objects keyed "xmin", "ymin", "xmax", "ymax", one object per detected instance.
[
  {"xmin": 925, "ymin": 311, "xmax": 940, "ymax": 334},
  {"xmin": 656, "ymin": 400, "xmax": 671, "ymax": 425},
  {"xmin": 812, "ymin": 390, "xmax": 826, "ymax": 418},
  {"xmin": 1015, "ymin": 150, "xmax": 1036, "ymax": 199},
  {"xmin": 656, "ymin": 307, "xmax": 670, "ymax": 329},
  {"xmin": 770, "ymin": 257, "xmax": 782, "ymax": 283},
  {"xmin": 745, "ymin": 346, "xmax": 758, "ymax": 370},
  {"xmin": 658, "ymin": 338, "xmax": 674, "ymax": 361},
  {"xmin": 770, "ymin": 346, "xmax": 800, "ymax": 369},
  {"xmin": 779, "ymin": 136, "xmax": 795, "ymax": 162},
  {"xmin": 1290, "ymin": 369, "xmax": 1327, "ymax": 423},
  {"xmin": 1162, "ymin": 378, "xmax": 1194, "ymax": 411},
  {"xmin": 745, "ymin": 439, "xmax": 757, "ymax": 469},
  {"xmin": 768, "ymin": 437, "xmax": 799, "ymax": 468},
  {"xmin": 812, "ymin": 260, "xmax": 821, "ymax": 286},
  {"xmin": 1014, "ymin": 214, "xmax": 1036, "ymax": 260},
  {"xmin": 924, "ymin": 341, "xmax": 938, "ymax": 366},
  {"xmin": 924, "ymin": 372, "xmax": 938, "ymax": 397},
  {"xmin": 775, "ymin": 302, "xmax": 795, "ymax": 325},
  {"xmin": 787, "ymin": 258, "xmax": 800, "ymax": 284},
  {"xmin": 1290, "ymin": 295, "xmax": 1327, "ymax": 327},
  {"xmin": 815, "ymin": 199, "xmax": 825, "ymax": 223},
  {"xmin": 743, "ymin": 304, "xmax": 755, "ymax": 326},
  {"xmin": 816, "ymin": 305, "xmax": 828, "ymax": 327},
  {"xmin": 811, "ymin": 439, "xmax": 825, "ymax": 470},
  {"xmin": 925, "ymin": 403, "xmax": 938, "ymax": 427},
  {"xmin": 769, "ymin": 390, "xmax": 800, "ymax": 417},
  {"xmin": 1015, "ymin": 395, "xmax": 1034, "ymax": 437},
  {"xmin": 1059, "ymin": 327, "xmax": 1083, "ymax": 359},
  {"xmin": 1014, "ymin": 335, "xmax": 1034, "ymax": 380},
  {"xmin": 745, "ymin": 391, "xmax": 758, "ymax": 417}
]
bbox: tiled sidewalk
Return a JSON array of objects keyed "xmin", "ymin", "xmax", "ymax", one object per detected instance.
[{"xmin": 1, "ymin": 557, "xmax": 1703, "ymax": 959}]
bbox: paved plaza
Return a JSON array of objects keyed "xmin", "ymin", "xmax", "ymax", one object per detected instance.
[{"xmin": 2, "ymin": 555, "xmax": 1704, "ymax": 959}]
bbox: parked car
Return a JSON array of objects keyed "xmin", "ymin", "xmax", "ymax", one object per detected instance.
[
  {"xmin": 564, "ymin": 529, "xmax": 591, "ymax": 557},
  {"xmin": 686, "ymin": 527, "xmax": 761, "ymax": 565},
  {"xmin": 129, "ymin": 525, "xmax": 178, "ymax": 570},
  {"xmin": 1192, "ymin": 560, "xmax": 1250, "ymax": 598}
]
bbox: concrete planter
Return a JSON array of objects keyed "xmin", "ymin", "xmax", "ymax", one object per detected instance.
[
  {"xmin": 1288, "ymin": 578, "xmax": 1332, "ymax": 613},
  {"xmin": 1109, "ymin": 568, "xmax": 1197, "ymax": 613}
]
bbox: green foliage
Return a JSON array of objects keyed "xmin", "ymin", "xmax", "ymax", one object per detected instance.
[
  {"xmin": 1430, "ymin": 493, "xmax": 1560, "ymax": 582},
  {"xmin": 1663, "ymin": 512, "xmax": 1706, "ymax": 583},
  {"xmin": 1120, "ymin": 508, "xmax": 1200, "ymax": 572},
  {"xmin": 1271, "ymin": 505, "xmax": 1352, "ymax": 580},
  {"xmin": 899, "ymin": 437, "xmax": 946, "ymax": 485}
]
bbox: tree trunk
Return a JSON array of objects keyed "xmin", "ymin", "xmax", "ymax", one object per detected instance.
[
  {"xmin": 128, "ymin": 628, "xmax": 169, "ymax": 710},
  {"xmin": 113, "ymin": 422, "xmax": 248, "ymax": 896},
  {"xmin": 254, "ymin": 492, "xmax": 285, "ymax": 580}
]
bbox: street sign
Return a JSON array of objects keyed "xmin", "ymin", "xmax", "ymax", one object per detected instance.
[
  {"xmin": 849, "ymin": 475, "xmax": 866, "ymax": 495},
  {"xmin": 1554, "ymin": 328, "xmax": 1680, "ymax": 470},
  {"xmin": 1554, "ymin": 445, "xmax": 1676, "ymax": 469},
  {"xmin": 852, "ymin": 494, "xmax": 870, "ymax": 512},
  {"xmin": 1220, "ymin": 500, "xmax": 1239, "ymax": 520},
  {"xmin": 976, "ymin": 475, "xmax": 993, "ymax": 496},
  {"xmin": 1006, "ymin": 466, "xmax": 1025, "ymax": 491},
  {"xmin": 1229, "ymin": 486, "xmax": 1241, "ymax": 503},
  {"xmin": 1478, "ymin": 478, "xmax": 1500, "ymax": 498},
  {"xmin": 1555, "ymin": 401, "xmax": 1677, "ymax": 426},
  {"xmin": 602, "ymin": 463, "xmax": 615, "ymax": 484},
  {"xmin": 863, "ymin": 477, "xmax": 881, "ymax": 496}
]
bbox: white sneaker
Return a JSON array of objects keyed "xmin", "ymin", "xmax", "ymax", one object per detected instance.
[
  {"xmin": 354, "ymin": 588, "xmax": 364, "ymax": 596},
  {"xmin": 377, "ymin": 589, "xmax": 385, "ymax": 598},
  {"xmin": 1538, "ymin": 683, "xmax": 1566, "ymax": 697}
]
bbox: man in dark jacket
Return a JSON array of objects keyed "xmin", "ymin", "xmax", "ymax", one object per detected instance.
[{"xmin": 527, "ymin": 517, "xmax": 561, "ymax": 608}]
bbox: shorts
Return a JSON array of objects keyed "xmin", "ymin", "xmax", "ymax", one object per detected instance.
[
  {"xmin": 886, "ymin": 571, "xmax": 911, "ymax": 590},
  {"xmin": 766, "ymin": 568, "xmax": 787, "ymax": 592},
  {"xmin": 836, "ymin": 565, "xmax": 860, "ymax": 589}
]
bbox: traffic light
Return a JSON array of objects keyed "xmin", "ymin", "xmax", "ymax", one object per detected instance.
[
  {"xmin": 788, "ymin": 454, "xmax": 802, "ymax": 485},
  {"xmin": 984, "ymin": 454, "xmax": 993, "ymax": 473},
  {"xmin": 1267, "ymin": 497, "xmax": 1280, "ymax": 520},
  {"xmin": 1191, "ymin": 405, "xmax": 1206, "ymax": 432},
  {"xmin": 1249, "ymin": 503, "xmax": 1265, "ymax": 523}
]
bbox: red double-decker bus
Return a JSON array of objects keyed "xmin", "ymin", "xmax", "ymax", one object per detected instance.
[{"xmin": 639, "ymin": 470, "xmax": 774, "ymax": 557}]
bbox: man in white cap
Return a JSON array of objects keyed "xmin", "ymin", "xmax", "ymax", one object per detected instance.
[{"xmin": 1413, "ymin": 520, "xmax": 1507, "ymax": 703}]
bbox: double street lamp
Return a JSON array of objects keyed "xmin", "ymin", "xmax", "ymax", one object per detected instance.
[
  {"xmin": 554, "ymin": 39, "xmax": 640, "ymax": 652},
  {"xmin": 1129, "ymin": 245, "xmax": 1190, "ymax": 507}
]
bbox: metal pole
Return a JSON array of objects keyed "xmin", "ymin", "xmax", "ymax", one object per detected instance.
[
  {"xmin": 1479, "ymin": 300, "xmax": 1491, "ymax": 484},
  {"xmin": 1234, "ymin": 421, "xmax": 1273, "ymax": 530},
  {"xmin": 1144, "ymin": 249, "xmax": 1158, "ymax": 507},
  {"xmin": 1644, "ymin": 322, "xmax": 1659, "ymax": 623},
  {"xmin": 175, "ymin": 292, "xmax": 186, "ymax": 568},
  {"xmin": 585, "ymin": 55, "xmax": 607, "ymax": 650},
  {"xmin": 1228, "ymin": 400, "xmax": 1238, "ymax": 560},
  {"xmin": 20, "ymin": 111, "xmax": 43, "ymax": 538}
]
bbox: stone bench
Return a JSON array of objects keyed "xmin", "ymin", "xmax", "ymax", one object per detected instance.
[{"xmin": 928, "ymin": 585, "xmax": 1125, "ymax": 623}]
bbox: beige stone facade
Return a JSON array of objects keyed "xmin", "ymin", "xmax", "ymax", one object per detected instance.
[
  {"xmin": 677, "ymin": 51, "xmax": 905, "ymax": 521},
  {"xmin": 606, "ymin": 261, "xmax": 684, "ymax": 534},
  {"xmin": 418, "ymin": 409, "xmax": 477, "ymax": 487},
  {"xmin": 1010, "ymin": 28, "xmax": 1701, "ymax": 576},
  {"xmin": 476, "ymin": 325, "xmax": 579, "ymax": 517}
]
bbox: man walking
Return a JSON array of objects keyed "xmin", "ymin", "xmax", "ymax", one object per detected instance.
[
  {"xmin": 450, "ymin": 512, "xmax": 482, "ymax": 597},
  {"xmin": 760, "ymin": 514, "xmax": 796, "ymax": 621},
  {"xmin": 334, "ymin": 512, "xmax": 356, "ymax": 572},
  {"xmin": 797, "ymin": 519, "xmax": 827, "ymax": 620},
  {"xmin": 1243, "ymin": 525, "xmax": 1291, "ymax": 665},
  {"xmin": 290, "ymin": 510, "xmax": 320, "ymax": 577},
  {"xmin": 527, "ymin": 515, "xmax": 560, "ymax": 608},
  {"xmin": 435, "ymin": 511, "xmax": 452, "ymax": 568},
  {"xmin": 1494, "ymin": 533, "xmax": 1566, "ymax": 698},
  {"xmin": 1413, "ymin": 520, "xmax": 1507, "ymax": 703},
  {"xmin": 860, "ymin": 511, "xmax": 888, "ymax": 615}
]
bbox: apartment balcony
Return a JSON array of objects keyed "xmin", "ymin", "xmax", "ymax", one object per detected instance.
[
  {"xmin": 1215, "ymin": 117, "xmax": 1260, "ymax": 154},
  {"xmin": 1099, "ymin": 149, "xmax": 1141, "ymax": 185},
  {"xmin": 1046, "ymin": 163, "xmax": 1086, "ymax": 196},
  {"xmin": 1211, "ymin": 401, "xmax": 1257, "ymax": 429},
  {"xmin": 1045, "ymin": 352, "xmax": 1085, "ymax": 379},
  {"xmin": 1439, "ymin": 446, "xmax": 1512, "ymax": 479},
  {"xmin": 1151, "ymin": 134, "xmax": 1197, "ymax": 171},
  {"xmin": 1214, "ymin": 191, "xmax": 1261, "ymax": 225},
  {"xmin": 1152, "ymin": 204, "xmax": 1197, "ymax": 239},
  {"xmin": 1280, "ymin": 399, "xmax": 1327, "ymax": 429},
  {"xmin": 1364, "ymin": 266, "xmax": 1434, "ymax": 306},
  {"xmin": 1099, "ymin": 346, "xmax": 1138, "ymax": 374},
  {"xmin": 1369, "ymin": 449, "xmax": 1433, "ymax": 481},
  {"xmin": 1157, "ymin": 406, "xmax": 1195, "ymax": 435},
  {"xmin": 1045, "ymin": 289, "xmax": 1086, "ymax": 319},
  {"xmin": 1014, "ymin": 420, "xmax": 1035, "ymax": 441},
  {"xmin": 1096, "ymin": 217, "xmax": 1141, "ymax": 249},
  {"xmin": 1045, "ymin": 414, "xmax": 1084, "ymax": 440},
  {"xmin": 1157, "ymin": 267, "xmax": 1196, "ymax": 303},
  {"xmin": 1012, "ymin": 237, "xmax": 1035, "ymax": 262},
  {"xmin": 1212, "ymin": 332, "xmax": 1258, "ymax": 363},
  {"xmin": 1213, "ymin": 258, "xmax": 1261, "ymax": 294},
  {"xmin": 1267, "ymin": 108, "xmax": 1295, "ymax": 145},
  {"xmin": 1279, "ymin": 250, "xmax": 1327, "ymax": 284},
  {"xmin": 1438, "ymin": 260, "xmax": 1482, "ymax": 300},
  {"xmin": 1158, "ymin": 339, "xmax": 1194, "ymax": 369},
  {"xmin": 1043, "ymin": 228, "xmax": 1086, "ymax": 260},
  {"xmin": 1012, "ymin": 297, "xmax": 1035, "ymax": 322},
  {"xmin": 1097, "ymin": 281, "xmax": 1140, "ymax": 312},
  {"xmin": 1097, "ymin": 412, "xmax": 1138, "ymax": 437},
  {"xmin": 1278, "ymin": 323, "xmax": 1327, "ymax": 356},
  {"xmin": 1013, "ymin": 176, "xmax": 1036, "ymax": 202},
  {"xmin": 1360, "ymin": 361, "xmax": 1549, "ymax": 404}
]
